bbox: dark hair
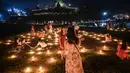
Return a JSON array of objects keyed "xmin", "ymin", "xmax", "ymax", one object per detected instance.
[
  {"xmin": 121, "ymin": 40, "xmax": 127, "ymax": 50},
  {"xmin": 60, "ymin": 26, "xmax": 67, "ymax": 36},
  {"xmin": 67, "ymin": 27, "xmax": 79, "ymax": 45}
]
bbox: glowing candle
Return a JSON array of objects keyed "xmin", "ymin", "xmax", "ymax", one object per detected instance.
[
  {"xmin": 28, "ymin": 50, "xmax": 35, "ymax": 55},
  {"xmin": 80, "ymin": 48, "xmax": 87, "ymax": 53},
  {"xmin": 5, "ymin": 42, "xmax": 11, "ymax": 45},
  {"xmin": 128, "ymin": 46, "xmax": 130, "ymax": 50},
  {"xmin": 37, "ymin": 52, "xmax": 42, "ymax": 55},
  {"xmin": 46, "ymin": 50, "xmax": 51, "ymax": 55},
  {"xmin": 96, "ymin": 50, "xmax": 105, "ymax": 55},
  {"xmin": 32, "ymin": 37, "xmax": 35, "ymax": 39},
  {"xmin": 41, "ymin": 38, "xmax": 44, "ymax": 40},
  {"xmin": 48, "ymin": 35, "xmax": 51, "ymax": 39},
  {"xmin": 27, "ymin": 36, "xmax": 31, "ymax": 39},
  {"xmin": 27, "ymin": 39, "xmax": 31, "ymax": 42},
  {"xmin": 57, "ymin": 51, "xmax": 61, "ymax": 54},
  {"xmin": 113, "ymin": 39, "xmax": 118, "ymax": 42},
  {"xmin": 37, "ymin": 66, "xmax": 46, "ymax": 73},
  {"xmin": 47, "ymin": 43, "xmax": 53, "ymax": 46},
  {"xmin": 110, "ymin": 28, "xmax": 113, "ymax": 31},
  {"xmin": 54, "ymin": 38, "xmax": 58, "ymax": 43},
  {"xmin": 27, "ymin": 33, "xmax": 31, "ymax": 36},
  {"xmin": 24, "ymin": 67, "xmax": 32, "ymax": 73},
  {"xmin": 36, "ymin": 47, "xmax": 42, "ymax": 51},
  {"xmin": 48, "ymin": 57, "xmax": 56, "ymax": 64},
  {"xmin": 9, "ymin": 55, "xmax": 17, "ymax": 59},
  {"xmin": 96, "ymin": 38, "xmax": 100, "ymax": 40},
  {"xmin": 54, "ymin": 43, "xmax": 59, "ymax": 45},
  {"xmin": 30, "ymin": 56, "xmax": 37, "ymax": 61},
  {"xmin": 0, "ymin": 41, "xmax": 2, "ymax": 44},
  {"xmin": 121, "ymin": 29, "xmax": 124, "ymax": 31},
  {"xmin": 101, "ymin": 40, "xmax": 106, "ymax": 43},
  {"xmin": 103, "ymin": 45, "xmax": 109, "ymax": 51},
  {"xmin": 7, "ymin": 40, "xmax": 12, "ymax": 43},
  {"xmin": 101, "ymin": 35, "xmax": 104, "ymax": 37}
]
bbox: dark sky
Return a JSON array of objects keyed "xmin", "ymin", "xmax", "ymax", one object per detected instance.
[
  {"xmin": 1, "ymin": 0, "xmax": 130, "ymax": 19},
  {"xmin": 2, "ymin": 0, "xmax": 130, "ymax": 8}
]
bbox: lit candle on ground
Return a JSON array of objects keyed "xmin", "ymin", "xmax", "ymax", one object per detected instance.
[
  {"xmin": 32, "ymin": 37, "xmax": 35, "ymax": 39},
  {"xmin": 0, "ymin": 41, "xmax": 2, "ymax": 44},
  {"xmin": 5, "ymin": 42, "xmax": 11, "ymax": 45},
  {"xmin": 110, "ymin": 28, "xmax": 113, "ymax": 31},
  {"xmin": 7, "ymin": 40, "xmax": 13, "ymax": 43},
  {"xmin": 28, "ymin": 50, "xmax": 35, "ymax": 55},
  {"xmin": 97, "ymin": 50, "xmax": 105, "ymax": 55},
  {"xmin": 27, "ymin": 33, "xmax": 31, "ymax": 36},
  {"xmin": 103, "ymin": 45, "xmax": 109, "ymax": 51},
  {"xmin": 57, "ymin": 51, "xmax": 61, "ymax": 54},
  {"xmin": 128, "ymin": 46, "xmax": 130, "ymax": 50},
  {"xmin": 41, "ymin": 38, "xmax": 44, "ymax": 40},
  {"xmin": 113, "ymin": 39, "xmax": 118, "ymax": 42},
  {"xmin": 80, "ymin": 48, "xmax": 87, "ymax": 53},
  {"xmin": 54, "ymin": 38, "xmax": 59, "ymax": 43},
  {"xmin": 30, "ymin": 56, "xmax": 37, "ymax": 61},
  {"xmin": 96, "ymin": 38, "xmax": 100, "ymax": 40},
  {"xmin": 46, "ymin": 50, "xmax": 51, "ymax": 55},
  {"xmin": 37, "ymin": 66, "xmax": 46, "ymax": 73},
  {"xmin": 36, "ymin": 47, "xmax": 42, "ymax": 51},
  {"xmin": 48, "ymin": 35, "xmax": 51, "ymax": 39},
  {"xmin": 48, "ymin": 57, "xmax": 56, "ymax": 64},
  {"xmin": 9, "ymin": 55, "xmax": 17, "ymax": 59},
  {"xmin": 24, "ymin": 67, "xmax": 32, "ymax": 73},
  {"xmin": 54, "ymin": 43, "xmax": 59, "ymax": 45},
  {"xmin": 27, "ymin": 36, "xmax": 31, "ymax": 39},
  {"xmin": 37, "ymin": 52, "xmax": 42, "ymax": 55},
  {"xmin": 101, "ymin": 40, "xmax": 106, "ymax": 43}
]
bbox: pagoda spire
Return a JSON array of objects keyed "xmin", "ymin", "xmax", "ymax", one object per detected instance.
[
  {"xmin": 56, "ymin": 0, "xmax": 63, "ymax": 3},
  {"xmin": 56, "ymin": 0, "xmax": 66, "ymax": 7}
]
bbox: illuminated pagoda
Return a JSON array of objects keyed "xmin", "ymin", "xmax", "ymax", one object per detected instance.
[{"xmin": 29, "ymin": 0, "xmax": 79, "ymax": 24}]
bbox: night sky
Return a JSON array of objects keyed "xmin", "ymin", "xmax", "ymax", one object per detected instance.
[
  {"xmin": 2, "ymin": 0, "xmax": 130, "ymax": 9},
  {"xmin": 1, "ymin": 0, "xmax": 130, "ymax": 19}
]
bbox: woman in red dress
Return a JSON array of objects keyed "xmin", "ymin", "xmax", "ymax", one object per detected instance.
[
  {"xmin": 31, "ymin": 26, "xmax": 35, "ymax": 36},
  {"xmin": 59, "ymin": 27, "xmax": 67, "ymax": 60},
  {"xmin": 116, "ymin": 40, "xmax": 129, "ymax": 60}
]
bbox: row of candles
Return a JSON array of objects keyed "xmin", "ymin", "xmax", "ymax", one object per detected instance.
[
  {"xmin": 109, "ymin": 28, "xmax": 130, "ymax": 32},
  {"xmin": 4, "ymin": 28, "xmax": 130, "ymax": 73}
]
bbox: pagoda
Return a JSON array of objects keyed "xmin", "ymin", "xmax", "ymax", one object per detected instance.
[{"xmin": 29, "ymin": 0, "xmax": 79, "ymax": 23}]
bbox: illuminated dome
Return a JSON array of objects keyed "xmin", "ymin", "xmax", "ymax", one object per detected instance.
[{"xmin": 55, "ymin": 0, "xmax": 67, "ymax": 7}]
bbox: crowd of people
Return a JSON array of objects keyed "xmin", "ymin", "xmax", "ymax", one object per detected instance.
[
  {"xmin": 13, "ymin": 23, "xmax": 84, "ymax": 73},
  {"xmin": 11, "ymin": 22, "xmax": 130, "ymax": 73}
]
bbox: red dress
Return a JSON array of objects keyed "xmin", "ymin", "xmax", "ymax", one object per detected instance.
[
  {"xmin": 116, "ymin": 44, "xmax": 128, "ymax": 59},
  {"xmin": 31, "ymin": 27, "xmax": 35, "ymax": 36},
  {"xmin": 60, "ymin": 34, "xmax": 66, "ymax": 50}
]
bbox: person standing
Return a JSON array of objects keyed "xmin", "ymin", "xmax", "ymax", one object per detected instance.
[
  {"xmin": 59, "ymin": 26, "xmax": 67, "ymax": 60},
  {"xmin": 116, "ymin": 40, "xmax": 129, "ymax": 60},
  {"xmin": 31, "ymin": 26, "xmax": 35, "ymax": 36},
  {"xmin": 65, "ymin": 27, "xmax": 84, "ymax": 73}
]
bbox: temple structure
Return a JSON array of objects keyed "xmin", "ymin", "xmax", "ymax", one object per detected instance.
[
  {"xmin": 8, "ymin": 0, "xmax": 80, "ymax": 24},
  {"xmin": 29, "ymin": 0, "xmax": 79, "ymax": 23}
]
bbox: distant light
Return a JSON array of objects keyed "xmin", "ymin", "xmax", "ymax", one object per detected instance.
[
  {"xmin": 7, "ymin": 8, "xmax": 12, "ymax": 12},
  {"xmin": 0, "ymin": 14, "xmax": 2, "ymax": 17},
  {"xmin": 103, "ymin": 12, "xmax": 107, "ymax": 16},
  {"xmin": 68, "ymin": 4, "xmax": 71, "ymax": 6},
  {"xmin": 0, "ymin": 14, "xmax": 3, "ymax": 20},
  {"xmin": 18, "ymin": 13, "xmax": 21, "ymax": 16}
]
